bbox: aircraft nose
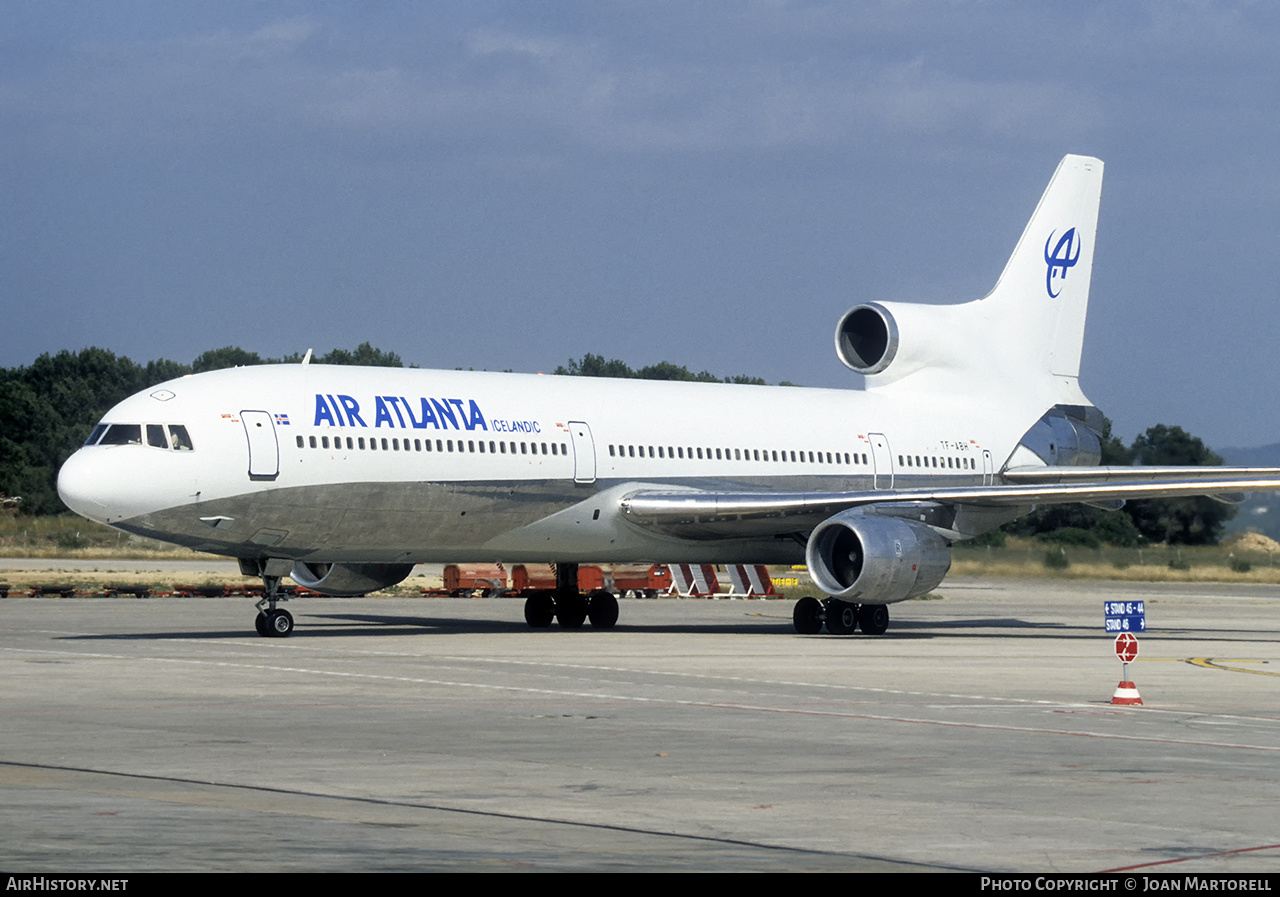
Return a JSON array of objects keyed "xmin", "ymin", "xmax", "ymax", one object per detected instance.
[{"xmin": 57, "ymin": 449, "xmax": 115, "ymax": 523}]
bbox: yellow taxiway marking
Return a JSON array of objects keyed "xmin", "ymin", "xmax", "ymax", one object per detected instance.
[{"xmin": 1184, "ymin": 658, "xmax": 1278, "ymax": 677}]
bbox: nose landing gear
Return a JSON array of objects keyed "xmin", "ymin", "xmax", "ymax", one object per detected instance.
[
  {"xmin": 243, "ymin": 558, "xmax": 296, "ymax": 638},
  {"xmin": 255, "ymin": 605, "xmax": 294, "ymax": 638}
]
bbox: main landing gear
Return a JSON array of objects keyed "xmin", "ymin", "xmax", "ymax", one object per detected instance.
[
  {"xmin": 793, "ymin": 596, "xmax": 890, "ymax": 636},
  {"xmin": 243, "ymin": 558, "xmax": 296, "ymax": 638},
  {"xmin": 523, "ymin": 563, "xmax": 619, "ymax": 631}
]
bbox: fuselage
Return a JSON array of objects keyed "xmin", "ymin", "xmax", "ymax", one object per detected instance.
[{"xmin": 56, "ymin": 363, "xmax": 1041, "ymax": 565}]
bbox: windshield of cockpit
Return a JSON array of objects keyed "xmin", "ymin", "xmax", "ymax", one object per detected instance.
[{"xmin": 84, "ymin": 423, "xmax": 193, "ymax": 451}]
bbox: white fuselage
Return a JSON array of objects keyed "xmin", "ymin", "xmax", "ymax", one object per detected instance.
[{"xmin": 56, "ymin": 363, "xmax": 1042, "ymax": 565}]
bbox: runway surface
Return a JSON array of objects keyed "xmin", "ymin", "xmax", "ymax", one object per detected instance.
[{"xmin": 2, "ymin": 576, "xmax": 1278, "ymax": 872}]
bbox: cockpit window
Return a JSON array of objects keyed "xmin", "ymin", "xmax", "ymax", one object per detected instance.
[
  {"xmin": 88, "ymin": 422, "xmax": 194, "ymax": 450},
  {"xmin": 169, "ymin": 425, "xmax": 193, "ymax": 451},
  {"xmin": 98, "ymin": 424, "xmax": 142, "ymax": 445}
]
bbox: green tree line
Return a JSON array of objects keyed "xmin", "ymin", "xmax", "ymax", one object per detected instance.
[
  {"xmin": 555, "ymin": 352, "xmax": 791, "ymax": 385},
  {"xmin": 995, "ymin": 422, "xmax": 1232, "ymax": 546}
]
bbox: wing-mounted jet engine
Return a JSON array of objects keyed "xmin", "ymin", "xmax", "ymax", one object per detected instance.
[{"xmin": 795, "ymin": 511, "xmax": 952, "ymax": 637}]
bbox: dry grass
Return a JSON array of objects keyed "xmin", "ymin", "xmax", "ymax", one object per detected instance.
[
  {"xmin": 950, "ymin": 537, "xmax": 1280, "ymax": 583},
  {"xmin": 0, "ymin": 566, "xmax": 445, "ymax": 597},
  {"xmin": 0, "ymin": 515, "xmax": 195, "ymax": 559}
]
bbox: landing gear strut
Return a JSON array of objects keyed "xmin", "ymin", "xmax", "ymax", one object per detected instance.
[
  {"xmin": 243, "ymin": 558, "xmax": 295, "ymax": 638},
  {"xmin": 555, "ymin": 563, "xmax": 587, "ymax": 629}
]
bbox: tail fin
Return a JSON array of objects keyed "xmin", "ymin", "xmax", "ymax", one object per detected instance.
[
  {"xmin": 983, "ymin": 154, "xmax": 1103, "ymax": 380},
  {"xmin": 843, "ymin": 154, "xmax": 1104, "ymax": 403}
]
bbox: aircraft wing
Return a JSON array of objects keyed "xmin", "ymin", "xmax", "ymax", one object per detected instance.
[{"xmin": 618, "ymin": 467, "xmax": 1280, "ymax": 539}]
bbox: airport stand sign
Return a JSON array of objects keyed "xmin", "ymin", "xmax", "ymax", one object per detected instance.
[{"xmin": 1103, "ymin": 599, "xmax": 1145, "ymax": 633}]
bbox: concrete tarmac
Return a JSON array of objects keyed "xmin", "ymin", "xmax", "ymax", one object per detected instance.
[{"xmin": 1, "ymin": 576, "xmax": 1278, "ymax": 872}]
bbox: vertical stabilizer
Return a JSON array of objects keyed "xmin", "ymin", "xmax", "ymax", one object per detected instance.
[
  {"xmin": 837, "ymin": 155, "xmax": 1104, "ymax": 409},
  {"xmin": 984, "ymin": 154, "xmax": 1103, "ymax": 379}
]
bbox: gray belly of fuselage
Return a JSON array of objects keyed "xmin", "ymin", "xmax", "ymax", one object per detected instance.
[
  {"xmin": 108, "ymin": 476, "xmax": 807, "ymax": 564},
  {"xmin": 110, "ymin": 472, "xmax": 974, "ymax": 565}
]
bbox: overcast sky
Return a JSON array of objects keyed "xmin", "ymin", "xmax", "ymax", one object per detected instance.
[{"xmin": 3, "ymin": 2, "xmax": 1278, "ymax": 447}]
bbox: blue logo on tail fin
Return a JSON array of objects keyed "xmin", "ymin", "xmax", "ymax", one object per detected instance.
[{"xmin": 1043, "ymin": 228, "xmax": 1081, "ymax": 298}]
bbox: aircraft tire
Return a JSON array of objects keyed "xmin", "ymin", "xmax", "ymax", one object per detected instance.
[
  {"xmin": 825, "ymin": 599, "xmax": 858, "ymax": 635},
  {"xmin": 556, "ymin": 593, "xmax": 587, "ymax": 630},
  {"xmin": 267, "ymin": 609, "xmax": 295, "ymax": 638},
  {"xmin": 524, "ymin": 591, "xmax": 554, "ymax": 628},
  {"xmin": 793, "ymin": 596, "xmax": 824, "ymax": 634},
  {"xmin": 254, "ymin": 612, "xmax": 269, "ymax": 637},
  {"xmin": 587, "ymin": 589, "xmax": 619, "ymax": 629},
  {"xmin": 858, "ymin": 603, "xmax": 890, "ymax": 635}
]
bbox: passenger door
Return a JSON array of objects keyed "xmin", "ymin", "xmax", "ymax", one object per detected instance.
[
  {"xmin": 241, "ymin": 410, "xmax": 280, "ymax": 481},
  {"xmin": 869, "ymin": 432, "xmax": 893, "ymax": 490},
  {"xmin": 568, "ymin": 421, "xmax": 596, "ymax": 484}
]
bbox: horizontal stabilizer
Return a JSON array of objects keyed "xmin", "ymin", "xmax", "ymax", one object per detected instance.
[{"xmin": 1002, "ymin": 465, "xmax": 1280, "ymax": 485}]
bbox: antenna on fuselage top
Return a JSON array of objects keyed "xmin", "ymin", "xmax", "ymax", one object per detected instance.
[{"xmin": 302, "ymin": 348, "xmax": 313, "ymax": 365}]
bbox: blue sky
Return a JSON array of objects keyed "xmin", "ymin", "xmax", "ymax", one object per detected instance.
[{"xmin": 3, "ymin": 2, "xmax": 1278, "ymax": 447}]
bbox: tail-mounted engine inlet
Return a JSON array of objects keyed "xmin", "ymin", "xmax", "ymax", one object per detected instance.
[{"xmin": 835, "ymin": 303, "xmax": 898, "ymax": 374}]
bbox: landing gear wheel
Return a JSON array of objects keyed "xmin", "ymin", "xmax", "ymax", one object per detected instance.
[
  {"xmin": 556, "ymin": 594, "xmax": 587, "ymax": 630},
  {"xmin": 266, "ymin": 608, "xmax": 294, "ymax": 638},
  {"xmin": 524, "ymin": 591, "xmax": 554, "ymax": 628},
  {"xmin": 825, "ymin": 599, "xmax": 858, "ymax": 635},
  {"xmin": 793, "ymin": 596, "xmax": 824, "ymax": 634},
  {"xmin": 858, "ymin": 603, "xmax": 890, "ymax": 635},
  {"xmin": 252, "ymin": 565, "xmax": 294, "ymax": 638},
  {"xmin": 587, "ymin": 589, "xmax": 619, "ymax": 630}
]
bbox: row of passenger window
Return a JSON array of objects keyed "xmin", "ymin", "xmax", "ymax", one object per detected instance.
[
  {"xmin": 609, "ymin": 444, "xmax": 869, "ymax": 466},
  {"xmin": 899, "ymin": 454, "xmax": 975, "ymax": 471},
  {"xmin": 295, "ymin": 431, "xmax": 978, "ymax": 473},
  {"xmin": 85, "ymin": 423, "xmax": 194, "ymax": 451},
  {"xmin": 297, "ymin": 434, "xmax": 569, "ymax": 457}
]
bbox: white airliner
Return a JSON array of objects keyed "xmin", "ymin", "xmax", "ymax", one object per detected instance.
[{"xmin": 57, "ymin": 155, "xmax": 1280, "ymax": 638}]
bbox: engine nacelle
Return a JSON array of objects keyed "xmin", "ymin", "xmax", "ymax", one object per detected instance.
[
  {"xmin": 290, "ymin": 562, "xmax": 415, "ymax": 596},
  {"xmin": 835, "ymin": 303, "xmax": 899, "ymax": 374},
  {"xmin": 805, "ymin": 512, "xmax": 951, "ymax": 603},
  {"xmin": 835, "ymin": 300, "xmax": 973, "ymax": 384}
]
